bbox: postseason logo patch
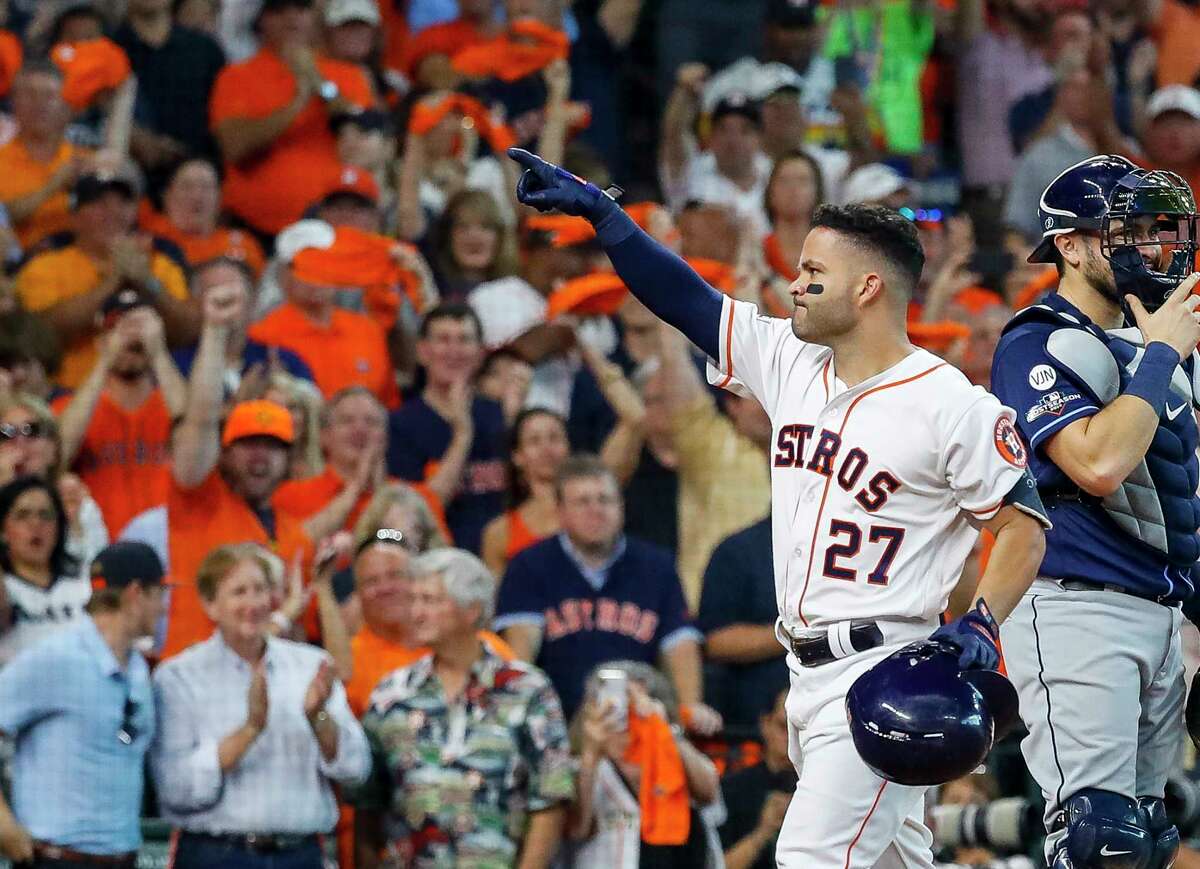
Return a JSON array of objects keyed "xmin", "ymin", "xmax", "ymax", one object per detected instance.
[{"xmin": 1025, "ymin": 390, "xmax": 1082, "ymax": 423}]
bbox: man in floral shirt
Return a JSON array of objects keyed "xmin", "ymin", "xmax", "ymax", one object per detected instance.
[{"xmin": 352, "ymin": 549, "xmax": 575, "ymax": 869}]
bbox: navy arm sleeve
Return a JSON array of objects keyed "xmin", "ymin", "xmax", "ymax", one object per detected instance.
[{"xmin": 595, "ymin": 209, "xmax": 724, "ymax": 360}]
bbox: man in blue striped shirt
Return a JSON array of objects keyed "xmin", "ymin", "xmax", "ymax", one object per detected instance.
[{"xmin": 0, "ymin": 542, "xmax": 166, "ymax": 868}]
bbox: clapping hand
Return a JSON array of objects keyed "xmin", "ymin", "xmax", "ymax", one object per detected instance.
[{"xmin": 304, "ymin": 659, "xmax": 336, "ymax": 721}]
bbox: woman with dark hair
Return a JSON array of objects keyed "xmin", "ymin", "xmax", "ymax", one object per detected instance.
[
  {"xmin": 427, "ymin": 189, "xmax": 519, "ymax": 300},
  {"xmin": 760, "ymin": 150, "xmax": 824, "ymax": 316},
  {"xmin": 480, "ymin": 408, "xmax": 570, "ymax": 577},
  {"xmin": 0, "ymin": 476, "xmax": 88, "ymax": 666}
]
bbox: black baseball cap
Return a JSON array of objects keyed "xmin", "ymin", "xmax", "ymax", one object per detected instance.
[
  {"xmin": 89, "ymin": 542, "xmax": 167, "ymax": 593},
  {"xmin": 711, "ymin": 93, "xmax": 761, "ymax": 126},
  {"xmin": 766, "ymin": 0, "xmax": 818, "ymax": 28},
  {"xmin": 100, "ymin": 287, "xmax": 151, "ymax": 320},
  {"xmin": 71, "ymin": 172, "xmax": 138, "ymax": 209},
  {"xmin": 330, "ymin": 108, "xmax": 393, "ymax": 136}
]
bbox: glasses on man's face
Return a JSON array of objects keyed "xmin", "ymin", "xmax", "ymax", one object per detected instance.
[
  {"xmin": 355, "ymin": 527, "xmax": 412, "ymax": 558},
  {"xmin": 118, "ymin": 696, "xmax": 138, "ymax": 745},
  {"xmin": 0, "ymin": 421, "xmax": 47, "ymax": 442},
  {"xmin": 11, "ymin": 507, "xmax": 56, "ymax": 524}
]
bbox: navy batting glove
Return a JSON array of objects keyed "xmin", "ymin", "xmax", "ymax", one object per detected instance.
[
  {"xmin": 508, "ymin": 147, "xmax": 618, "ymax": 223},
  {"xmin": 930, "ymin": 598, "xmax": 1001, "ymax": 671}
]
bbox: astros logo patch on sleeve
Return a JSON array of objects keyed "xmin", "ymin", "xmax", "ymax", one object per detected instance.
[{"xmin": 994, "ymin": 416, "xmax": 1028, "ymax": 468}]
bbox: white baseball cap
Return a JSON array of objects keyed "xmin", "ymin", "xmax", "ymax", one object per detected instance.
[
  {"xmin": 1146, "ymin": 85, "xmax": 1200, "ymax": 122},
  {"xmin": 841, "ymin": 163, "xmax": 910, "ymax": 206},
  {"xmin": 275, "ymin": 219, "xmax": 336, "ymax": 264},
  {"xmin": 324, "ymin": 0, "xmax": 380, "ymax": 27}
]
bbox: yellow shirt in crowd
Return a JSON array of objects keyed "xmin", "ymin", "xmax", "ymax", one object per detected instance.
[{"xmin": 15, "ymin": 245, "xmax": 188, "ymax": 388}]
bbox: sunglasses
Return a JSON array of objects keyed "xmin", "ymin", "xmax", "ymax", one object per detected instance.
[
  {"xmin": 118, "ymin": 696, "xmax": 138, "ymax": 745},
  {"xmin": 0, "ymin": 421, "xmax": 48, "ymax": 442},
  {"xmin": 355, "ymin": 527, "xmax": 412, "ymax": 558}
]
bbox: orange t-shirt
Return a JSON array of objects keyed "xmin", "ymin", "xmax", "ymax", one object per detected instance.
[
  {"xmin": 209, "ymin": 49, "xmax": 373, "ymax": 234},
  {"xmin": 0, "ymin": 138, "xmax": 90, "ymax": 250},
  {"xmin": 272, "ymin": 468, "xmax": 451, "ymax": 539},
  {"xmin": 247, "ymin": 303, "xmax": 399, "ymax": 408},
  {"xmin": 1153, "ymin": 0, "xmax": 1200, "ymax": 87},
  {"xmin": 400, "ymin": 17, "xmax": 488, "ymax": 77},
  {"xmin": 163, "ymin": 469, "xmax": 313, "ymax": 659},
  {"xmin": 67, "ymin": 390, "xmax": 172, "ymax": 538},
  {"xmin": 142, "ymin": 211, "xmax": 266, "ymax": 277},
  {"xmin": 15, "ymin": 245, "xmax": 189, "ymax": 389},
  {"xmin": 345, "ymin": 627, "xmax": 515, "ymax": 716}
]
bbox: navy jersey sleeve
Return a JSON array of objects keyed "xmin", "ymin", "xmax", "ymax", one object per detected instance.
[
  {"xmin": 990, "ymin": 329, "xmax": 1101, "ymax": 455},
  {"xmin": 493, "ymin": 549, "xmax": 547, "ymax": 631}
]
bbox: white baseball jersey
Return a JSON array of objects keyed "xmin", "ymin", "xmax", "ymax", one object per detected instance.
[{"xmin": 709, "ymin": 297, "xmax": 1029, "ymax": 633}]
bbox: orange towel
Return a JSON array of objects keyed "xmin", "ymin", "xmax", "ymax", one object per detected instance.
[
  {"xmin": 51, "ymin": 38, "xmax": 131, "ymax": 110},
  {"xmin": 451, "ymin": 19, "xmax": 569, "ymax": 83},
  {"xmin": 686, "ymin": 257, "xmax": 736, "ymax": 293},
  {"xmin": 291, "ymin": 228, "xmax": 432, "ymax": 326},
  {"xmin": 907, "ymin": 320, "xmax": 971, "ymax": 354},
  {"xmin": 623, "ymin": 711, "xmax": 690, "ymax": 846},
  {"xmin": 408, "ymin": 92, "xmax": 517, "ymax": 154},
  {"xmin": 526, "ymin": 213, "xmax": 596, "ymax": 248},
  {"xmin": 546, "ymin": 272, "xmax": 628, "ymax": 319}
]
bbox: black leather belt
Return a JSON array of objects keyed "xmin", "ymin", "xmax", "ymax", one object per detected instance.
[
  {"xmin": 785, "ymin": 620, "xmax": 885, "ymax": 667},
  {"xmin": 30, "ymin": 843, "xmax": 136, "ymax": 866},
  {"xmin": 180, "ymin": 831, "xmax": 318, "ymax": 853},
  {"xmin": 1060, "ymin": 579, "xmax": 1181, "ymax": 607}
]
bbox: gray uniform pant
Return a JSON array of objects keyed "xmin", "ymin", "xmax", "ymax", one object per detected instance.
[{"xmin": 999, "ymin": 579, "xmax": 1185, "ymax": 852}]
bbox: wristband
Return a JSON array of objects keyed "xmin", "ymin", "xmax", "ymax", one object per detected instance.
[
  {"xmin": 1123, "ymin": 341, "xmax": 1179, "ymax": 416},
  {"xmin": 592, "ymin": 193, "xmax": 637, "ymax": 248}
]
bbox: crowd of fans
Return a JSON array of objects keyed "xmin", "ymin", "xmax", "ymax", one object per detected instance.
[{"xmin": 0, "ymin": 0, "xmax": 1197, "ymax": 866}]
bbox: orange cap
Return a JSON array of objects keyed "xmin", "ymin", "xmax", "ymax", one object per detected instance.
[
  {"xmin": 51, "ymin": 38, "xmax": 131, "ymax": 111},
  {"xmin": 546, "ymin": 272, "xmax": 628, "ymax": 319},
  {"xmin": 222, "ymin": 400, "xmax": 295, "ymax": 447}
]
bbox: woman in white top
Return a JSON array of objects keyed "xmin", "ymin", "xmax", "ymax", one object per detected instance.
[{"xmin": 0, "ymin": 477, "xmax": 91, "ymax": 666}]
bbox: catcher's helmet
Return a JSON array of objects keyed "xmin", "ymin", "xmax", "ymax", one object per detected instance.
[
  {"xmin": 845, "ymin": 641, "xmax": 1019, "ymax": 787},
  {"xmin": 1029, "ymin": 154, "xmax": 1198, "ymax": 311}
]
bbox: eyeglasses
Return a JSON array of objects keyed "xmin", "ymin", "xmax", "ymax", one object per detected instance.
[
  {"xmin": 0, "ymin": 422, "xmax": 48, "ymax": 442},
  {"xmin": 118, "ymin": 696, "xmax": 138, "ymax": 745},
  {"xmin": 11, "ymin": 507, "xmax": 56, "ymax": 523},
  {"xmin": 355, "ymin": 528, "xmax": 412, "ymax": 558}
]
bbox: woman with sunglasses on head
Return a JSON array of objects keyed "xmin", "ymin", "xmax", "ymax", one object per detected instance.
[
  {"xmin": 0, "ymin": 394, "xmax": 108, "ymax": 569},
  {"xmin": 0, "ymin": 477, "xmax": 90, "ymax": 667}
]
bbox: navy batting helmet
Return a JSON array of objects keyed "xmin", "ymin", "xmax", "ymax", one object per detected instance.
[
  {"xmin": 1029, "ymin": 154, "xmax": 1198, "ymax": 312},
  {"xmin": 845, "ymin": 641, "xmax": 1019, "ymax": 787}
]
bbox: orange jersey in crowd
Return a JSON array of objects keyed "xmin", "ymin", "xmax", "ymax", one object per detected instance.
[
  {"xmin": 142, "ymin": 211, "xmax": 267, "ymax": 277},
  {"xmin": 272, "ymin": 469, "xmax": 451, "ymax": 541},
  {"xmin": 163, "ymin": 469, "xmax": 313, "ymax": 659},
  {"xmin": 59, "ymin": 391, "xmax": 173, "ymax": 539},
  {"xmin": 0, "ymin": 138, "xmax": 91, "ymax": 250},
  {"xmin": 209, "ymin": 49, "xmax": 374, "ymax": 235},
  {"xmin": 0, "ymin": 29, "xmax": 21, "ymax": 98},
  {"xmin": 15, "ymin": 246, "xmax": 189, "ymax": 389},
  {"xmin": 248, "ymin": 303, "xmax": 400, "ymax": 408},
  {"xmin": 345, "ymin": 627, "xmax": 516, "ymax": 716}
]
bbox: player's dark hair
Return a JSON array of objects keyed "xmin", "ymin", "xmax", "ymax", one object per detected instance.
[
  {"xmin": 417, "ymin": 301, "xmax": 483, "ymax": 342},
  {"xmin": 811, "ymin": 204, "xmax": 925, "ymax": 294}
]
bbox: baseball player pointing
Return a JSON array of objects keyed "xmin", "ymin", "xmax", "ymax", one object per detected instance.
[
  {"xmin": 991, "ymin": 155, "xmax": 1200, "ymax": 869},
  {"xmin": 509, "ymin": 148, "xmax": 1049, "ymax": 868}
]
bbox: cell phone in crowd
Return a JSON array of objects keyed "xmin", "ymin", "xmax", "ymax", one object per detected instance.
[{"xmin": 595, "ymin": 668, "xmax": 630, "ymax": 730}]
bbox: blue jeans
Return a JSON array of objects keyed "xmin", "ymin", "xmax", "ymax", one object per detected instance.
[{"xmin": 171, "ymin": 834, "xmax": 323, "ymax": 869}]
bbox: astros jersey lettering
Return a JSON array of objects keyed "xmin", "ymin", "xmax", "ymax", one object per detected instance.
[{"xmin": 709, "ymin": 296, "xmax": 1029, "ymax": 632}]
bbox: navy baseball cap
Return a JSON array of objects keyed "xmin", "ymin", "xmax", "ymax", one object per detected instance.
[
  {"xmin": 711, "ymin": 93, "xmax": 761, "ymax": 127},
  {"xmin": 100, "ymin": 287, "xmax": 151, "ymax": 320},
  {"xmin": 89, "ymin": 542, "xmax": 167, "ymax": 593},
  {"xmin": 71, "ymin": 171, "xmax": 139, "ymax": 210},
  {"xmin": 767, "ymin": 0, "xmax": 818, "ymax": 28}
]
